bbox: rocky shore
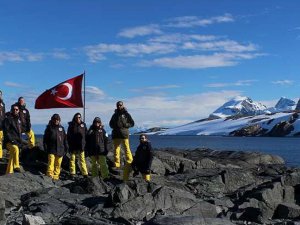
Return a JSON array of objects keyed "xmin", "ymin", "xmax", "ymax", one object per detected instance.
[{"xmin": 1, "ymin": 143, "xmax": 300, "ymax": 225}]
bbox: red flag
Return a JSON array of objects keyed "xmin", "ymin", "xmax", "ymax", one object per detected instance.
[{"xmin": 35, "ymin": 74, "xmax": 84, "ymax": 109}]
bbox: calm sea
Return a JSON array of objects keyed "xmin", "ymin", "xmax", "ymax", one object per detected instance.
[
  {"xmin": 129, "ymin": 135, "xmax": 300, "ymax": 167},
  {"xmin": 36, "ymin": 135, "xmax": 300, "ymax": 167}
]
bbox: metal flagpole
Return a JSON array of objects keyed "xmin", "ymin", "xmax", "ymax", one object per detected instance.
[{"xmin": 83, "ymin": 71, "xmax": 86, "ymax": 122}]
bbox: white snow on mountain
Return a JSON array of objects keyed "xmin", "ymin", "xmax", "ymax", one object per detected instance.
[
  {"xmin": 209, "ymin": 96, "xmax": 267, "ymax": 119},
  {"xmin": 158, "ymin": 112, "xmax": 300, "ymax": 136},
  {"xmin": 265, "ymin": 97, "xmax": 296, "ymax": 113},
  {"xmin": 144, "ymin": 96, "xmax": 300, "ymax": 136}
]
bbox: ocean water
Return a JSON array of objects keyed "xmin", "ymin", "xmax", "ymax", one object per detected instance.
[
  {"xmin": 36, "ymin": 135, "xmax": 300, "ymax": 166},
  {"xmin": 129, "ymin": 135, "xmax": 300, "ymax": 167}
]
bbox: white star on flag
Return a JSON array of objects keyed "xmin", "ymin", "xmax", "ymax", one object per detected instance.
[{"xmin": 51, "ymin": 89, "xmax": 58, "ymax": 96}]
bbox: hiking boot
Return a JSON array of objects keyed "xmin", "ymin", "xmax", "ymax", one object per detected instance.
[{"xmin": 14, "ymin": 168, "xmax": 21, "ymax": 173}]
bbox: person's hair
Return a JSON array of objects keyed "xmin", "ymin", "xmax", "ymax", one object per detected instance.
[
  {"xmin": 51, "ymin": 113, "xmax": 61, "ymax": 121},
  {"xmin": 139, "ymin": 134, "xmax": 148, "ymax": 139},
  {"xmin": 18, "ymin": 97, "xmax": 24, "ymax": 102},
  {"xmin": 10, "ymin": 104, "xmax": 19, "ymax": 112},
  {"xmin": 93, "ymin": 117, "xmax": 102, "ymax": 124},
  {"xmin": 116, "ymin": 101, "xmax": 123, "ymax": 106},
  {"xmin": 72, "ymin": 112, "xmax": 82, "ymax": 122}
]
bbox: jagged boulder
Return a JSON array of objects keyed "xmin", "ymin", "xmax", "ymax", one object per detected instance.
[{"xmin": 144, "ymin": 215, "xmax": 235, "ymax": 225}]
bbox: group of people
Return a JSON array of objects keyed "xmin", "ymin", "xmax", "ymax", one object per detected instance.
[
  {"xmin": 0, "ymin": 93, "xmax": 153, "ymax": 182},
  {"xmin": 0, "ymin": 94, "xmax": 35, "ymax": 174}
]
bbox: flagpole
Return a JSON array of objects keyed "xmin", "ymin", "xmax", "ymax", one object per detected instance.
[{"xmin": 83, "ymin": 71, "xmax": 86, "ymax": 122}]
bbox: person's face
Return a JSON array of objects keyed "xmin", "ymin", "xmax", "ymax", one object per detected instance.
[
  {"xmin": 12, "ymin": 106, "xmax": 19, "ymax": 116},
  {"xmin": 19, "ymin": 98, "xmax": 25, "ymax": 106},
  {"xmin": 75, "ymin": 115, "xmax": 81, "ymax": 124},
  {"xmin": 94, "ymin": 121, "xmax": 101, "ymax": 127},
  {"xmin": 116, "ymin": 102, "xmax": 124, "ymax": 110},
  {"xmin": 53, "ymin": 118, "xmax": 60, "ymax": 125},
  {"xmin": 140, "ymin": 135, "xmax": 147, "ymax": 143}
]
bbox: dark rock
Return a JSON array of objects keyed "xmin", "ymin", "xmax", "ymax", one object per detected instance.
[
  {"xmin": 274, "ymin": 203, "xmax": 300, "ymax": 219},
  {"xmin": 267, "ymin": 121, "xmax": 294, "ymax": 137},
  {"xmin": 230, "ymin": 124, "xmax": 267, "ymax": 136},
  {"xmin": 144, "ymin": 215, "xmax": 235, "ymax": 225}
]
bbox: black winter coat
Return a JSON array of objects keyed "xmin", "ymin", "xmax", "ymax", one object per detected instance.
[
  {"xmin": 109, "ymin": 109, "xmax": 134, "ymax": 139},
  {"xmin": 3, "ymin": 114, "xmax": 22, "ymax": 147},
  {"xmin": 43, "ymin": 123, "xmax": 68, "ymax": 157},
  {"xmin": 132, "ymin": 141, "xmax": 153, "ymax": 174},
  {"xmin": 0, "ymin": 100, "xmax": 5, "ymax": 130},
  {"xmin": 85, "ymin": 126, "xmax": 108, "ymax": 156},
  {"xmin": 67, "ymin": 121, "xmax": 87, "ymax": 153},
  {"xmin": 17, "ymin": 103, "xmax": 31, "ymax": 133}
]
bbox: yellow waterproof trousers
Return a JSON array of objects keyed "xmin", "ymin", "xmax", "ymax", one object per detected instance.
[
  {"xmin": 113, "ymin": 138, "xmax": 133, "ymax": 168},
  {"xmin": 69, "ymin": 151, "xmax": 88, "ymax": 176},
  {"xmin": 123, "ymin": 164, "xmax": 151, "ymax": 182},
  {"xmin": 91, "ymin": 155, "xmax": 109, "ymax": 179},
  {"xmin": 6, "ymin": 143, "xmax": 20, "ymax": 174},
  {"xmin": 25, "ymin": 129, "xmax": 35, "ymax": 149},
  {"xmin": 0, "ymin": 130, "xmax": 3, "ymax": 159},
  {"xmin": 47, "ymin": 154, "xmax": 63, "ymax": 180}
]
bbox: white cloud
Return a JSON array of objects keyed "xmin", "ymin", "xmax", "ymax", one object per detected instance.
[
  {"xmin": 4, "ymin": 81, "xmax": 27, "ymax": 88},
  {"xmin": 205, "ymin": 80, "xmax": 257, "ymax": 88},
  {"xmin": 51, "ymin": 49, "xmax": 70, "ymax": 60},
  {"xmin": 149, "ymin": 33, "xmax": 217, "ymax": 43},
  {"xmin": 118, "ymin": 24, "xmax": 162, "ymax": 38},
  {"xmin": 0, "ymin": 51, "xmax": 43, "ymax": 65},
  {"xmin": 29, "ymin": 90, "xmax": 242, "ymax": 130},
  {"xmin": 272, "ymin": 80, "xmax": 294, "ymax": 85},
  {"xmin": 85, "ymin": 86, "xmax": 105, "ymax": 100},
  {"xmin": 166, "ymin": 13, "xmax": 234, "ymax": 28},
  {"xmin": 84, "ymin": 42, "xmax": 177, "ymax": 62},
  {"xmin": 130, "ymin": 84, "xmax": 180, "ymax": 92},
  {"xmin": 139, "ymin": 53, "xmax": 261, "ymax": 69},
  {"xmin": 182, "ymin": 40, "xmax": 258, "ymax": 52}
]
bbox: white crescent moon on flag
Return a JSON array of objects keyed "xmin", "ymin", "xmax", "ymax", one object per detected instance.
[{"xmin": 57, "ymin": 82, "xmax": 73, "ymax": 100}]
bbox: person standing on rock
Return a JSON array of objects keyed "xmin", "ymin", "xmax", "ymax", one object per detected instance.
[
  {"xmin": 109, "ymin": 101, "xmax": 134, "ymax": 180},
  {"xmin": 85, "ymin": 117, "xmax": 109, "ymax": 179},
  {"xmin": 3, "ymin": 104, "xmax": 22, "ymax": 174},
  {"xmin": 16, "ymin": 97, "xmax": 35, "ymax": 149},
  {"xmin": 43, "ymin": 114, "xmax": 68, "ymax": 180},
  {"xmin": 129, "ymin": 134, "xmax": 153, "ymax": 182},
  {"xmin": 0, "ymin": 91, "xmax": 6, "ymax": 159},
  {"xmin": 67, "ymin": 113, "xmax": 89, "ymax": 178}
]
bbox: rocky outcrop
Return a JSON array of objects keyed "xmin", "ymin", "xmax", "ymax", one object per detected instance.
[{"xmin": 2, "ymin": 146, "xmax": 300, "ymax": 224}]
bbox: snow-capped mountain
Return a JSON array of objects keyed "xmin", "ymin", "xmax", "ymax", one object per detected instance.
[
  {"xmin": 142, "ymin": 96, "xmax": 300, "ymax": 136},
  {"xmin": 209, "ymin": 96, "xmax": 267, "ymax": 119},
  {"xmin": 158, "ymin": 112, "xmax": 300, "ymax": 136},
  {"xmin": 265, "ymin": 97, "xmax": 296, "ymax": 113}
]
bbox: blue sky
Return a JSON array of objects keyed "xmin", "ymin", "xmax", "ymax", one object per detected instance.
[{"xmin": 0, "ymin": 1, "xmax": 300, "ymax": 133}]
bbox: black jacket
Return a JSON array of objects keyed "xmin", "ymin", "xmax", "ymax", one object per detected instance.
[
  {"xmin": 0, "ymin": 100, "xmax": 5, "ymax": 130},
  {"xmin": 3, "ymin": 113, "xmax": 22, "ymax": 147},
  {"xmin": 85, "ymin": 125, "xmax": 108, "ymax": 156},
  {"xmin": 17, "ymin": 103, "xmax": 31, "ymax": 133},
  {"xmin": 67, "ymin": 121, "xmax": 87, "ymax": 153},
  {"xmin": 109, "ymin": 108, "xmax": 134, "ymax": 139},
  {"xmin": 43, "ymin": 122, "xmax": 68, "ymax": 157},
  {"xmin": 132, "ymin": 141, "xmax": 153, "ymax": 174}
]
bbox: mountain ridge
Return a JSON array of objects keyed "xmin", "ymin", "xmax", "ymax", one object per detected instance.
[{"xmin": 140, "ymin": 96, "xmax": 300, "ymax": 136}]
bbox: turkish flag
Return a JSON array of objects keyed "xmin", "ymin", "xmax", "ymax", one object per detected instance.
[{"xmin": 35, "ymin": 74, "xmax": 84, "ymax": 109}]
